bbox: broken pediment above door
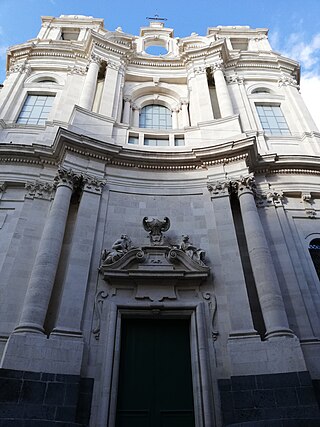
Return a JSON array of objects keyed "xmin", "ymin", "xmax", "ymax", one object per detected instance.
[{"xmin": 99, "ymin": 217, "xmax": 210, "ymax": 292}]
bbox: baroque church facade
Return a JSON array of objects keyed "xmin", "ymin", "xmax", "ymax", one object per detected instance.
[{"xmin": 0, "ymin": 14, "xmax": 320, "ymax": 426}]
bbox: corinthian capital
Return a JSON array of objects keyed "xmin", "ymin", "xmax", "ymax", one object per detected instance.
[
  {"xmin": 25, "ymin": 181, "xmax": 55, "ymax": 200},
  {"xmin": 231, "ymin": 175, "xmax": 256, "ymax": 196},
  {"xmin": 210, "ymin": 60, "xmax": 224, "ymax": 73},
  {"xmin": 82, "ymin": 175, "xmax": 106, "ymax": 194},
  {"xmin": 54, "ymin": 168, "xmax": 81, "ymax": 190},
  {"xmin": 207, "ymin": 181, "xmax": 230, "ymax": 197},
  {"xmin": 89, "ymin": 53, "xmax": 102, "ymax": 65}
]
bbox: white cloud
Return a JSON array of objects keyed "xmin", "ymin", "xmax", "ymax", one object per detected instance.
[
  {"xmin": 272, "ymin": 30, "xmax": 320, "ymax": 130},
  {"xmin": 300, "ymin": 73, "xmax": 320, "ymax": 131}
]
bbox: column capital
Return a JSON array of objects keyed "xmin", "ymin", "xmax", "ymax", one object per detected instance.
[
  {"xmin": 89, "ymin": 53, "xmax": 102, "ymax": 66},
  {"xmin": 25, "ymin": 181, "xmax": 55, "ymax": 200},
  {"xmin": 231, "ymin": 175, "xmax": 256, "ymax": 197},
  {"xmin": 54, "ymin": 168, "xmax": 81, "ymax": 190},
  {"xmin": 207, "ymin": 180, "xmax": 230, "ymax": 198},
  {"xmin": 123, "ymin": 96, "xmax": 131, "ymax": 103},
  {"xmin": 181, "ymin": 98, "xmax": 189, "ymax": 106},
  {"xmin": 172, "ymin": 106, "xmax": 180, "ymax": 113},
  {"xmin": 82, "ymin": 175, "xmax": 106, "ymax": 195},
  {"xmin": 131, "ymin": 103, "xmax": 140, "ymax": 111},
  {"xmin": 210, "ymin": 60, "xmax": 224, "ymax": 73}
]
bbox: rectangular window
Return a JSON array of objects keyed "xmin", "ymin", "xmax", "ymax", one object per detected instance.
[
  {"xmin": 174, "ymin": 137, "xmax": 185, "ymax": 146},
  {"xmin": 61, "ymin": 28, "xmax": 80, "ymax": 41},
  {"xmin": 17, "ymin": 95, "xmax": 55, "ymax": 125},
  {"xmin": 128, "ymin": 135, "xmax": 139, "ymax": 145},
  {"xmin": 256, "ymin": 104, "xmax": 290, "ymax": 136},
  {"xmin": 144, "ymin": 137, "xmax": 169, "ymax": 146}
]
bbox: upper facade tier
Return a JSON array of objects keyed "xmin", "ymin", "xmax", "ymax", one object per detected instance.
[{"xmin": 0, "ymin": 14, "xmax": 319, "ymax": 159}]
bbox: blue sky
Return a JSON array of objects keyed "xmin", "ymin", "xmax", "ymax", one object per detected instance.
[{"xmin": 1, "ymin": 0, "xmax": 320, "ymax": 127}]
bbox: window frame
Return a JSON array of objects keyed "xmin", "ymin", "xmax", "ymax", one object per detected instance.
[
  {"xmin": 139, "ymin": 104, "xmax": 172, "ymax": 130},
  {"xmin": 16, "ymin": 93, "xmax": 56, "ymax": 126},
  {"xmin": 255, "ymin": 103, "xmax": 291, "ymax": 136}
]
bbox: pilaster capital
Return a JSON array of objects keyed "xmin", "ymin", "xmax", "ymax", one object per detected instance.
[
  {"xmin": 207, "ymin": 180, "xmax": 230, "ymax": 198},
  {"xmin": 193, "ymin": 66, "xmax": 206, "ymax": 75},
  {"xmin": 278, "ymin": 74, "xmax": 300, "ymax": 90},
  {"xmin": 301, "ymin": 192, "xmax": 317, "ymax": 218},
  {"xmin": 181, "ymin": 98, "xmax": 189, "ymax": 106},
  {"xmin": 107, "ymin": 60, "xmax": 121, "ymax": 71},
  {"xmin": 226, "ymin": 74, "xmax": 244, "ymax": 85},
  {"xmin": 25, "ymin": 181, "xmax": 56, "ymax": 200},
  {"xmin": 68, "ymin": 65, "xmax": 87, "ymax": 75},
  {"xmin": 267, "ymin": 190, "xmax": 284, "ymax": 207},
  {"xmin": 54, "ymin": 168, "xmax": 81, "ymax": 190},
  {"xmin": 8, "ymin": 61, "xmax": 30, "ymax": 75},
  {"xmin": 231, "ymin": 175, "xmax": 256, "ymax": 197},
  {"xmin": 82, "ymin": 175, "xmax": 106, "ymax": 195},
  {"xmin": 172, "ymin": 106, "xmax": 180, "ymax": 113}
]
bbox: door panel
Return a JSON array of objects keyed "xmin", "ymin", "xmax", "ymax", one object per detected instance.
[{"xmin": 116, "ymin": 319, "xmax": 195, "ymax": 427}]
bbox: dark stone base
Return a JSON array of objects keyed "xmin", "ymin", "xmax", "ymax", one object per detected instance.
[
  {"xmin": 218, "ymin": 371, "xmax": 320, "ymax": 426},
  {"xmin": 0, "ymin": 369, "xmax": 93, "ymax": 426}
]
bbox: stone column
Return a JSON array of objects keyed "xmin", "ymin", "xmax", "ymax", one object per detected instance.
[
  {"xmin": 207, "ymin": 181, "xmax": 258, "ymax": 336},
  {"xmin": 51, "ymin": 176, "xmax": 105, "ymax": 338},
  {"xmin": 233, "ymin": 176, "xmax": 292, "ymax": 338},
  {"xmin": 14, "ymin": 169, "xmax": 80, "ymax": 334},
  {"xmin": 132, "ymin": 105, "xmax": 140, "ymax": 127},
  {"xmin": 0, "ymin": 63, "xmax": 31, "ymax": 120},
  {"xmin": 192, "ymin": 66, "xmax": 214, "ymax": 122},
  {"xmin": 211, "ymin": 62, "xmax": 234, "ymax": 118},
  {"xmin": 172, "ymin": 107, "xmax": 179, "ymax": 129},
  {"xmin": 79, "ymin": 54, "xmax": 101, "ymax": 111},
  {"xmin": 99, "ymin": 61, "xmax": 120, "ymax": 118},
  {"xmin": 181, "ymin": 99, "xmax": 190, "ymax": 127},
  {"xmin": 122, "ymin": 97, "xmax": 131, "ymax": 124}
]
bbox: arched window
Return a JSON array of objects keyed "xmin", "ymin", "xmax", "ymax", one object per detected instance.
[
  {"xmin": 309, "ymin": 239, "xmax": 320, "ymax": 280},
  {"xmin": 139, "ymin": 104, "xmax": 172, "ymax": 129}
]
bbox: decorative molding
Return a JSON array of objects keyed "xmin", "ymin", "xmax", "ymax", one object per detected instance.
[
  {"xmin": 89, "ymin": 53, "xmax": 102, "ymax": 65},
  {"xmin": 54, "ymin": 167, "xmax": 81, "ymax": 190},
  {"xmin": 107, "ymin": 60, "xmax": 120, "ymax": 71},
  {"xmin": 230, "ymin": 175, "xmax": 256, "ymax": 196},
  {"xmin": 207, "ymin": 181, "xmax": 230, "ymax": 198},
  {"xmin": 25, "ymin": 181, "xmax": 55, "ymax": 200},
  {"xmin": 278, "ymin": 74, "xmax": 300, "ymax": 90},
  {"xmin": 226, "ymin": 74, "xmax": 244, "ymax": 85},
  {"xmin": 301, "ymin": 192, "xmax": 317, "ymax": 218},
  {"xmin": 193, "ymin": 66, "xmax": 206, "ymax": 75},
  {"xmin": 92, "ymin": 289, "xmax": 108, "ymax": 340},
  {"xmin": 68, "ymin": 65, "xmax": 87, "ymax": 75},
  {"xmin": 82, "ymin": 175, "xmax": 106, "ymax": 194}
]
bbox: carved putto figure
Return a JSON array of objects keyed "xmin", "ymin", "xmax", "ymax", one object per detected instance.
[
  {"xmin": 101, "ymin": 234, "xmax": 132, "ymax": 264},
  {"xmin": 179, "ymin": 235, "xmax": 206, "ymax": 266},
  {"xmin": 143, "ymin": 216, "xmax": 170, "ymax": 245}
]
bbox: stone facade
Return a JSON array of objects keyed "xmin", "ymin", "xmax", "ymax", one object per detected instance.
[{"xmin": 0, "ymin": 14, "xmax": 320, "ymax": 426}]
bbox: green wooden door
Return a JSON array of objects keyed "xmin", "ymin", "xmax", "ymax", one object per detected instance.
[{"xmin": 116, "ymin": 319, "xmax": 195, "ymax": 427}]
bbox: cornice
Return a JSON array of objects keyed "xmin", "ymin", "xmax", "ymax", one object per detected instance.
[
  {"xmin": 0, "ymin": 128, "xmax": 258, "ymax": 171},
  {"xmin": 253, "ymin": 154, "xmax": 320, "ymax": 176}
]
